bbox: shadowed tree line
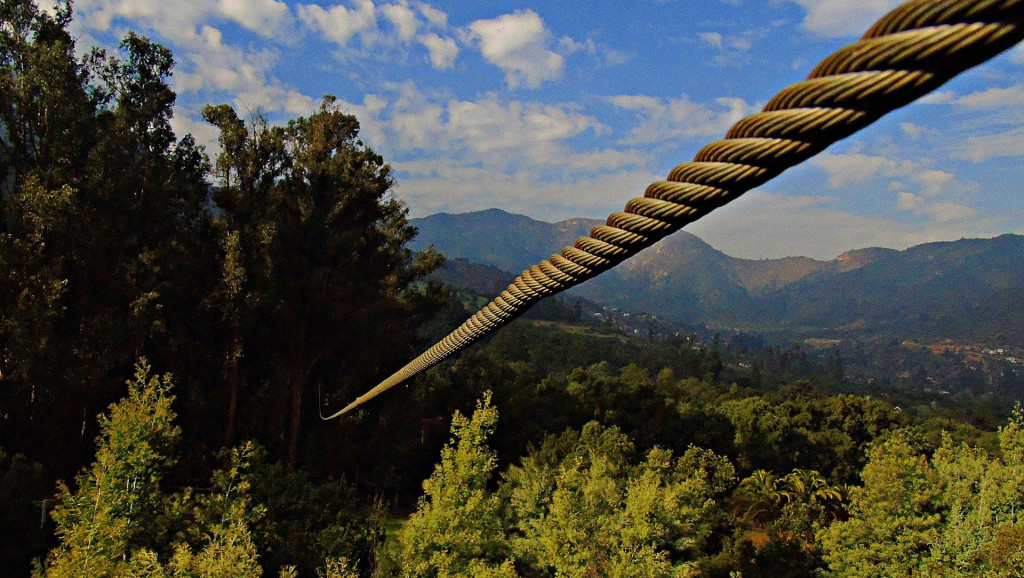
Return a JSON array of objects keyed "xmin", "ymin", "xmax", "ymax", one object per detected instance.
[
  {"xmin": 0, "ymin": 0, "xmax": 442, "ymax": 477},
  {"xmin": 1, "ymin": 2, "xmax": 439, "ymax": 573}
]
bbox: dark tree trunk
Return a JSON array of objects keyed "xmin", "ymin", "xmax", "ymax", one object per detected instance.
[
  {"xmin": 287, "ymin": 368, "xmax": 303, "ymax": 471},
  {"xmin": 224, "ymin": 326, "xmax": 242, "ymax": 447},
  {"xmin": 285, "ymin": 352, "xmax": 322, "ymax": 471}
]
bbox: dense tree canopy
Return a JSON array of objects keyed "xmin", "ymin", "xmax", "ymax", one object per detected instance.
[{"xmin": 819, "ymin": 409, "xmax": 1024, "ymax": 576}]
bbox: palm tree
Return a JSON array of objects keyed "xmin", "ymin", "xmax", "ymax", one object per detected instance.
[
  {"xmin": 733, "ymin": 469, "xmax": 847, "ymax": 528},
  {"xmin": 732, "ymin": 470, "xmax": 786, "ymax": 527},
  {"xmin": 781, "ymin": 469, "xmax": 845, "ymax": 520}
]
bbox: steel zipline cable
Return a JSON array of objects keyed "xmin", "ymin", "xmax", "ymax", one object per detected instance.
[{"xmin": 327, "ymin": 0, "xmax": 1024, "ymax": 418}]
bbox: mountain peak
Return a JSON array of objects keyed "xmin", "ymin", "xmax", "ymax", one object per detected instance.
[{"xmin": 834, "ymin": 247, "xmax": 898, "ymax": 272}]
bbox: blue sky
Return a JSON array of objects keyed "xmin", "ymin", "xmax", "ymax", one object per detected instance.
[{"xmin": 62, "ymin": 0, "xmax": 1024, "ymax": 259}]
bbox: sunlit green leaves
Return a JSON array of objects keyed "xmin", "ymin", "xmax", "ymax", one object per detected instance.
[
  {"xmin": 820, "ymin": 413, "xmax": 1024, "ymax": 577},
  {"xmin": 392, "ymin": 392, "xmax": 514, "ymax": 577}
]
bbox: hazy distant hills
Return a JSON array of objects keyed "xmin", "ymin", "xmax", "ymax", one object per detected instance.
[
  {"xmin": 428, "ymin": 257, "xmax": 518, "ymax": 297},
  {"xmin": 753, "ymin": 235, "xmax": 1024, "ymax": 343},
  {"xmin": 409, "ymin": 208, "xmax": 599, "ymax": 274},
  {"xmin": 410, "ymin": 209, "xmax": 1024, "ymax": 345}
]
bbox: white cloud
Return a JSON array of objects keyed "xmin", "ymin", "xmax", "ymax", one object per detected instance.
[
  {"xmin": 918, "ymin": 90, "xmax": 956, "ymax": 105},
  {"xmin": 416, "ymin": 2, "xmax": 448, "ymax": 27},
  {"xmin": 783, "ymin": 0, "xmax": 905, "ymax": 38},
  {"xmin": 813, "ymin": 152, "xmax": 966, "ymax": 197},
  {"xmin": 1011, "ymin": 42, "xmax": 1024, "ymax": 64},
  {"xmin": 900, "ymin": 122, "xmax": 923, "ymax": 140},
  {"xmin": 75, "ymin": 0, "xmax": 295, "ymax": 42},
  {"xmin": 687, "ymin": 190, "xmax": 1000, "ymax": 259},
  {"xmin": 173, "ymin": 25, "xmax": 315, "ymax": 116},
  {"xmin": 688, "ymin": 191, "xmax": 909, "ymax": 258},
  {"xmin": 297, "ymin": 0, "xmax": 378, "ymax": 46},
  {"xmin": 467, "ymin": 10, "xmax": 564, "ymax": 89},
  {"xmin": 382, "ymin": 1, "xmax": 419, "ymax": 42},
  {"xmin": 897, "ymin": 192, "xmax": 978, "ymax": 223},
  {"xmin": 557, "ymin": 35, "xmax": 632, "ymax": 67},
  {"xmin": 698, "ymin": 30, "xmax": 753, "ymax": 53},
  {"xmin": 924, "ymin": 84, "xmax": 1024, "ymax": 111},
  {"xmin": 397, "ymin": 160, "xmax": 658, "ymax": 222},
  {"xmin": 217, "ymin": 0, "xmax": 293, "ymax": 39},
  {"xmin": 801, "ymin": 151, "xmax": 993, "ymax": 240},
  {"xmin": 600, "ymin": 48, "xmax": 633, "ymax": 67},
  {"xmin": 418, "ymin": 33, "xmax": 458, "ymax": 69},
  {"xmin": 401, "ymin": 96, "xmax": 609, "ymax": 168},
  {"xmin": 915, "ymin": 84, "xmax": 1024, "ymax": 161},
  {"xmin": 389, "ymin": 98, "xmax": 445, "ymax": 150},
  {"xmin": 957, "ymin": 127, "xmax": 1024, "ymax": 162},
  {"xmin": 699, "ymin": 32, "xmax": 724, "ymax": 50},
  {"xmin": 74, "ymin": 0, "xmax": 213, "ymax": 43},
  {"xmin": 298, "ymin": 0, "xmax": 457, "ymax": 69},
  {"xmin": 354, "ymin": 83, "xmax": 651, "ymax": 219},
  {"xmin": 730, "ymin": 37, "xmax": 752, "ymax": 51},
  {"xmin": 915, "ymin": 169, "xmax": 956, "ymax": 197},
  {"xmin": 371, "ymin": 83, "xmax": 613, "ymax": 171},
  {"xmin": 558, "ymin": 36, "xmax": 594, "ymax": 55},
  {"xmin": 955, "ymin": 84, "xmax": 1024, "ymax": 109},
  {"xmin": 814, "ymin": 152, "xmax": 891, "ymax": 186},
  {"xmin": 72, "ymin": 0, "xmax": 316, "ymax": 119},
  {"xmin": 170, "ymin": 111, "xmax": 223, "ymax": 153},
  {"xmin": 446, "ymin": 99, "xmax": 595, "ymax": 154},
  {"xmin": 610, "ymin": 94, "xmax": 755, "ymax": 144},
  {"xmin": 176, "ymin": 25, "xmax": 265, "ymax": 91},
  {"xmin": 895, "ymin": 191, "xmax": 920, "ymax": 211}
]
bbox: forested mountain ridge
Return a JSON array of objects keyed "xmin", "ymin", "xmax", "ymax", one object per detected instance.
[
  {"xmin": 411, "ymin": 209, "xmax": 1024, "ymax": 344},
  {"xmin": 752, "ymin": 233, "xmax": 1024, "ymax": 343}
]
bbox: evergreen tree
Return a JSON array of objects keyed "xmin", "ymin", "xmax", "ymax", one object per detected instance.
[
  {"xmin": 0, "ymin": 0, "xmax": 215, "ymax": 473},
  {"xmin": 38, "ymin": 361, "xmax": 180, "ymax": 576},
  {"xmin": 35, "ymin": 362, "xmax": 269, "ymax": 577},
  {"xmin": 819, "ymin": 408, "xmax": 1024, "ymax": 576},
  {"xmin": 203, "ymin": 98, "xmax": 444, "ymax": 467},
  {"xmin": 502, "ymin": 422, "xmax": 735, "ymax": 576},
  {"xmin": 390, "ymin": 392, "xmax": 515, "ymax": 577}
]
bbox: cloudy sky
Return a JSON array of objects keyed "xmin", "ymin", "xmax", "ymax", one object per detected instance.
[{"xmin": 63, "ymin": 0, "xmax": 1024, "ymax": 259}]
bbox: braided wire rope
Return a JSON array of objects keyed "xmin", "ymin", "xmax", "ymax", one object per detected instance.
[{"xmin": 328, "ymin": 0, "xmax": 1024, "ymax": 418}]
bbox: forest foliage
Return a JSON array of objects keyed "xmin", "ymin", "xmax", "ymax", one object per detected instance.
[{"xmin": 3, "ymin": 2, "xmax": 1024, "ymax": 576}]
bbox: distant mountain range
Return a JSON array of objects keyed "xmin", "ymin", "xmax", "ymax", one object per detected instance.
[{"xmin": 410, "ymin": 209, "xmax": 1024, "ymax": 346}]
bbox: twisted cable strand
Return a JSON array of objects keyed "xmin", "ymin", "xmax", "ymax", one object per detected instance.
[{"xmin": 328, "ymin": 0, "xmax": 1024, "ymax": 417}]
